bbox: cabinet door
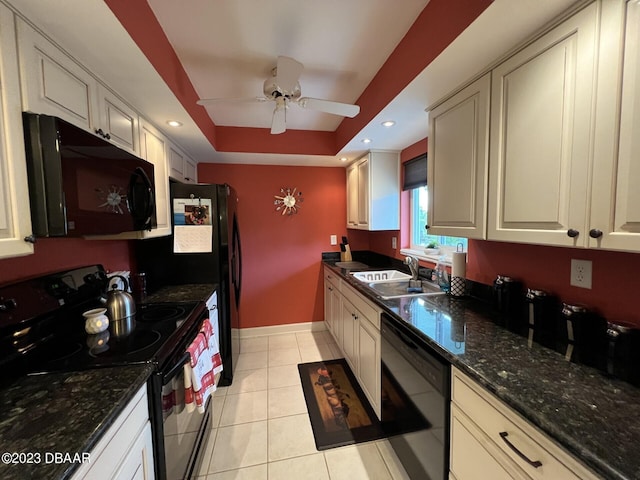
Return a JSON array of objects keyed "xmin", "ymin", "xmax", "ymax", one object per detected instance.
[
  {"xmin": 0, "ymin": 6, "xmax": 33, "ymax": 259},
  {"xmin": 590, "ymin": 0, "xmax": 640, "ymax": 251},
  {"xmin": 358, "ymin": 317, "xmax": 380, "ymax": 417},
  {"xmin": 139, "ymin": 119, "xmax": 171, "ymax": 237},
  {"xmin": 341, "ymin": 299, "xmax": 359, "ymax": 374},
  {"xmin": 346, "ymin": 163, "xmax": 359, "ymax": 228},
  {"xmin": 324, "ymin": 279, "xmax": 335, "ymax": 337},
  {"xmin": 17, "ymin": 18, "xmax": 99, "ymax": 132},
  {"xmin": 488, "ymin": 4, "xmax": 597, "ymax": 247},
  {"xmin": 97, "ymin": 85, "xmax": 139, "ymax": 155},
  {"xmin": 112, "ymin": 422, "xmax": 155, "ymax": 480},
  {"xmin": 357, "ymin": 158, "xmax": 369, "ymax": 227},
  {"xmin": 169, "ymin": 144, "xmax": 185, "ymax": 181},
  {"xmin": 428, "ymin": 74, "xmax": 490, "ymax": 239},
  {"xmin": 184, "ymin": 157, "xmax": 197, "ymax": 183}
]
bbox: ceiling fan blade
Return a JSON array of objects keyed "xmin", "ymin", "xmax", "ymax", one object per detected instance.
[
  {"xmin": 296, "ymin": 97, "xmax": 360, "ymax": 118},
  {"xmin": 271, "ymin": 97, "xmax": 287, "ymax": 134},
  {"xmin": 197, "ymin": 96, "xmax": 267, "ymax": 106},
  {"xmin": 275, "ymin": 56, "xmax": 303, "ymax": 93}
]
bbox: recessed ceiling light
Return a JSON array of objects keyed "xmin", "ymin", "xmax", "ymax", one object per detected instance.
[
  {"xmin": 167, "ymin": 120, "xmax": 183, "ymax": 127},
  {"xmin": 361, "ymin": 138, "xmax": 372, "ymax": 144},
  {"xmin": 340, "ymin": 157, "xmax": 348, "ymax": 162},
  {"xmin": 381, "ymin": 120, "xmax": 395, "ymax": 127}
]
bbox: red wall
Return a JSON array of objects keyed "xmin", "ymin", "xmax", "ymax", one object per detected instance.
[
  {"xmin": 0, "ymin": 238, "xmax": 133, "ymax": 285},
  {"xmin": 198, "ymin": 163, "xmax": 348, "ymax": 328}
]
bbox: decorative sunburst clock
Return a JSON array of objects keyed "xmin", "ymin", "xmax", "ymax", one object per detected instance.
[{"xmin": 274, "ymin": 187, "xmax": 304, "ymax": 215}]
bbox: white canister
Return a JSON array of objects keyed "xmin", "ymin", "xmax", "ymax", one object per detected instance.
[{"xmin": 83, "ymin": 308, "xmax": 109, "ymax": 334}]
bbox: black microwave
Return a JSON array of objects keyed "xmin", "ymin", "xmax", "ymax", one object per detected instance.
[{"xmin": 23, "ymin": 112, "xmax": 157, "ymax": 237}]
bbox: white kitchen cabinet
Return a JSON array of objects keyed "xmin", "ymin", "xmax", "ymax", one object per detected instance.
[
  {"xmin": 0, "ymin": 4, "xmax": 33, "ymax": 259},
  {"xmin": 71, "ymin": 385, "xmax": 155, "ymax": 480},
  {"xmin": 346, "ymin": 150, "xmax": 400, "ymax": 231},
  {"xmin": 323, "ymin": 267, "xmax": 342, "ymax": 343},
  {"xmin": 96, "ymin": 84, "xmax": 140, "ymax": 155},
  {"xmin": 334, "ymin": 279, "xmax": 382, "ymax": 417},
  {"xmin": 487, "ymin": 3, "xmax": 598, "ymax": 247},
  {"xmin": 169, "ymin": 142, "xmax": 198, "ymax": 184},
  {"xmin": 427, "ymin": 73, "xmax": 490, "ymax": 239},
  {"xmin": 357, "ymin": 315, "xmax": 381, "ymax": 415},
  {"xmin": 139, "ymin": 118, "xmax": 171, "ymax": 237},
  {"xmin": 16, "ymin": 18, "xmax": 139, "ymax": 155},
  {"xmin": 450, "ymin": 367, "xmax": 599, "ymax": 480},
  {"xmin": 16, "ymin": 17, "xmax": 98, "ymax": 132},
  {"xmin": 589, "ymin": 0, "xmax": 640, "ymax": 252}
]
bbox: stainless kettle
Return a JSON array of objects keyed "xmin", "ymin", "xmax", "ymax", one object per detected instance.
[{"xmin": 105, "ymin": 275, "xmax": 136, "ymax": 320}]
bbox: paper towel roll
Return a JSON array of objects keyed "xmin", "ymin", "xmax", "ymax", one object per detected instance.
[{"xmin": 452, "ymin": 252, "xmax": 467, "ymax": 278}]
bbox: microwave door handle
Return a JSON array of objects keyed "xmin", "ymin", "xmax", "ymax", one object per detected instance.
[
  {"xmin": 128, "ymin": 167, "xmax": 155, "ymax": 230},
  {"xmin": 162, "ymin": 351, "xmax": 190, "ymax": 386}
]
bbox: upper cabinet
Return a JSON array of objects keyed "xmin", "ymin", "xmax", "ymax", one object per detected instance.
[
  {"xmin": 139, "ymin": 119, "xmax": 171, "ymax": 238},
  {"xmin": 589, "ymin": 0, "xmax": 640, "ymax": 251},
  {"xmin": 427, "ymin": 73, "xmax": 490, "ymax": 239},
  {"xmin": 346, "ymin": 151, "xmax": 400, "ymax": 231},
  {"xmin": 0, "ymin": 4, "xmax": 33, "ymax": 259},
  {"xmin": 16, "ymin": 19, "xmax": 140, "ymax": 156},
  {"xmin": 169, "ymin": 142, "xmax": 198, "ymax": 184},
  {"xmin": 487, "ymin": 3, "xmax": 598, "ymax": 247}
]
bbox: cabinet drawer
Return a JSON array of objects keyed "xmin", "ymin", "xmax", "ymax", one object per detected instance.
[
  {"xmin": 451, "ymin": 369, "xmax": 597, "ymax": 480},
  {"xmin": 323, "ymin": 268, "xmax": 342, "ymax": 290}
]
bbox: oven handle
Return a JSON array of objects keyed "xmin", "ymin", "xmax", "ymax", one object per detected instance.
[{"xmin": 162, "ymin": 351, "xmax": 191, "ymax": 386}]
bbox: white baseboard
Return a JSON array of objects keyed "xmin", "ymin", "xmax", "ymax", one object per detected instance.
[{"xmin": 239, "ymin": 321, "xmax": 327, "ymax": 338}]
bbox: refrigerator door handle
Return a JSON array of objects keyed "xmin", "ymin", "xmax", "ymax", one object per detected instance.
[{"xmin": 232, "ymin": 213, "xmax": 242, "ymax": 307}]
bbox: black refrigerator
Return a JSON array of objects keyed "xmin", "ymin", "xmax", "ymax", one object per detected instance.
[{"xmin": 136, "ymin": 182, "xmax": 242, "ymax": 386}]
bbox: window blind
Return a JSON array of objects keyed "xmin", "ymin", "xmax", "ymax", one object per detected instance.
[{"xmin": 402, "ymin": 153, "xmax": 427, "ymax": 191}]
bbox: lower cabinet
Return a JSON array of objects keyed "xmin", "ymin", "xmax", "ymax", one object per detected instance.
[
  {"xmin": 323, "ymin": 267, "xmax": 381, "ymax": 417},
  {"xmin": 450, "ymin": 367, "xmax": 598, "ymax": 480},
  {"xmin": 71, "ymin": 384, "xmax": 155, "ymax": 480}
]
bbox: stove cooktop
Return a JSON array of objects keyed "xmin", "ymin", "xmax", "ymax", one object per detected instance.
[{"xmin": 0, "ymin": 265, "xmax": 207, "ymax": 379}]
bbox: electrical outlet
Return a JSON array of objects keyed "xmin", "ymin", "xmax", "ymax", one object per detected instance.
[
  {"xmin": 570, "ymin": 259, "xmax": 592, "ymax": 289},
  {"xmin": 330, "ymin": 235, "xmax": 337, "ymax": 246},
  {"xmin": 391, "ymin": 237, "xmax": 397, "ymax": 249}
]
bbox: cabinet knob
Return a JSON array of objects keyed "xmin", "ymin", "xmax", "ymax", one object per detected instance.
[
  {"xmin": 424, "ymin": 224, "xmax": 430, "ymax": 230},
  {"xmin": 566, "ymin": 229, "xmax": 579, "ymax": 238},
  {"xmin": 589, "ymin": 229, "xmax": 603, "ymax": 239}
]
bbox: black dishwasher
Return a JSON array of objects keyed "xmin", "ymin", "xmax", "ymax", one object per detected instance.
[{"xmin": 381, "ymin": 313, "xmax": 450, "ymax": 480}]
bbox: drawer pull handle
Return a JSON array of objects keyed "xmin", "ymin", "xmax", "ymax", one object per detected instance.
[{"xmin": 499, "ymin": 431, "xmax": 542, "ymax": 468}]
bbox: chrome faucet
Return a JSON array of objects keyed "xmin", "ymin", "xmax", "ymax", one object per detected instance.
[{"xmin": 404, "ymin": 255, "xmax": 420, "ymax": 280}]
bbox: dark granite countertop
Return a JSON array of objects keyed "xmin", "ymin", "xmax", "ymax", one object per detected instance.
[
  {"xmin": 142, "ymin": 283, "xmax": 216, "ymax": 304},
  {"xmin": 0, "ymin": 364, "xmax": 153, "ymax": 480},
  {"xmin": 324, "ymin": 259, "xmax": 640, "ymax": 480}
]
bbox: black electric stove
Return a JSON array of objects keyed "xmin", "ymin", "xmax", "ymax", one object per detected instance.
[
  {"xmin": 0, "ymin": 265, "xmax": 204, "ymax": 378},
  {"xmin": 0, "ymin": 265, "xmax": 214, "ymax": 480}
]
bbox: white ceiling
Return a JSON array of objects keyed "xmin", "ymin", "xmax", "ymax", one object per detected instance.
[{"xmin": 6, "ymin": 0, "xmax": 584, "ymax": 166}]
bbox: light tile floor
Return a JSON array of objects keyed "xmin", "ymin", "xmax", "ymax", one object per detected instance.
[{"xmin": 196, "ymin": 330, "xmax": 410, "ymax": 480}]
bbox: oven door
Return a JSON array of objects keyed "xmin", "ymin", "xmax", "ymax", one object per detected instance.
[
  {"xmin": 160, "ymin": 357, "xmax": 212, "ymax": 480},
  {"xmin": 380, "ymin": 314, "xmax": 450, "ymax": 480}
]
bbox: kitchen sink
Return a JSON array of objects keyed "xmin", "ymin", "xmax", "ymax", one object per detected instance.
[
  {"xmin": 351, "ymin": 270, "xmax": 412, "ymax": 283},
  {"xmin": 350, "ymin": 270, "xmax": 445, "ymax": 299},
  {"xmin": 364, "ymin": 280, "xmax": 446, "ymax": 299}
]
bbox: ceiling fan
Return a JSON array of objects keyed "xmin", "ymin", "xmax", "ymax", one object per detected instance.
[{"xmin": 197, "ymin": 56, "xmax": 361, "ymax": 134}]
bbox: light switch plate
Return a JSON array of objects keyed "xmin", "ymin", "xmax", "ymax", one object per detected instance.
[
  {"xmin": 330, "ymin": 235, "xmax": 337, "ymax": 246},
  {"xmin": 392, "ymin": 237, "xmax": 397, "ymax": 249},
  {"xmin": 570, "ymin": 259, "xmax": 592, "ymax": 289}
]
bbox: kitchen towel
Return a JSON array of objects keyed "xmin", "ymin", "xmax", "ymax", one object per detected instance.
[
  {"xmin": 451, "ymin": 252, "xmax": 467, "ymax": 297},
  {"xmin": 184, "ymin": 317, "xmax": 218, "ymax": 413}
]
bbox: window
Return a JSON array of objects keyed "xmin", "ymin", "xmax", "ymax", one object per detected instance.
[{"xmin": 410, "ymin": 185, "xmax": 468, "ymax": 252}]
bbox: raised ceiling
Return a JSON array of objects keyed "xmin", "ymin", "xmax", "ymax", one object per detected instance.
[{"xmin": 7, "ymin": 0, "xmax": 583, "ymax": 166}]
